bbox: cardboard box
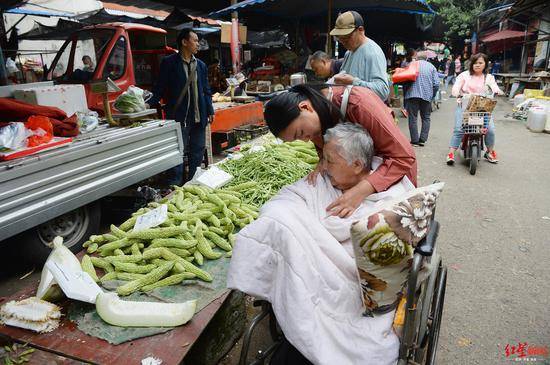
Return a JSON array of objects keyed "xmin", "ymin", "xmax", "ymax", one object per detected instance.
[{"xmin": 221, "ymin": 23, "xmax": 247, "ymax": 44}]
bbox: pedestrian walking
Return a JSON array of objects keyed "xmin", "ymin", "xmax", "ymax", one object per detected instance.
[
  {"xmin": 149, "ymin": 29, "xmax": 214, "ymax": 186},
  {"xmin": 329, "ymin": 11, "xmax": 390, "ymax": 101},
  {"xmin": 444, "ymin": 55, "xmax": 454, "ymax": 89},
  {"xmin": 404, "ymin": 54, "xmax": 440, "ymax": 146}
]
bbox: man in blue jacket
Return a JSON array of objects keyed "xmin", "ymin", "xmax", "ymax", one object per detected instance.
[{"xmin": 149, "ymin": 28, "xmax": 214, "ymax": 185}]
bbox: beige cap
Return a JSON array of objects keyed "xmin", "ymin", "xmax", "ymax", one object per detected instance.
[{"xmin": 330, "ymin": 11, "xmax": 364, "ymax": 36}]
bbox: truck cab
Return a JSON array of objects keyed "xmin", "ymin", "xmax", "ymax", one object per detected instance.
[{"xmin": 46, "ymin": 23, "xmax": 175, "ymax": 112}]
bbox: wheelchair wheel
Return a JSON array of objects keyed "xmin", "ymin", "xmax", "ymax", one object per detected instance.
[
  {"xmin": 413, "ymin": 257, "xmax": 442, "ymax": 364},
  {"xmin": 425, "ymin": 264, "xmax": 447, "ymax": 365}
]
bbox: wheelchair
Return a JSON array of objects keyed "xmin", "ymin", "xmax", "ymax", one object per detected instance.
[{"xmin": 238, "ymin": 219, "xmax": 447, "ymax": 365}]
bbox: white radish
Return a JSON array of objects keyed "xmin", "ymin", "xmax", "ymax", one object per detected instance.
[{"xmin": 96, "ymin": 292, "xmax": 196, "ymax": 327}]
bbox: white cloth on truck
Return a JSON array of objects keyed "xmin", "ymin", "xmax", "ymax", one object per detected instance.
[{"xmin": 227, "ymin": 157, "xmax": 414, "ymax": 365}]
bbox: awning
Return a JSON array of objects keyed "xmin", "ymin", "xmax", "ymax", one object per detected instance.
[
  {"xmin": 481, "ymin": 29, "xmax": 531, "ymax": 43},
  {"xmin": 102, "ymin": 2, "xmax": 171, "ymax": 20},
  {"xmin": 507, "ymin": 0, "xmax": 548, "ymax": 18},
  {"xmin": 5, "ymin": 7, "xmax": 74, "ymax": 17},
  {"xmin": 0, "ymin": 1, "xmax": 26, "ymax": 11},
  {"xmin": 209, "ymin": 0, "xmax": 435, "ymax": 18},
  {"xmin": 18, "ymin": 19, "xmax": 83, "ymax": 40}
]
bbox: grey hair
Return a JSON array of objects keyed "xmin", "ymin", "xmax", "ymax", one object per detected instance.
[
  {"xmin": 311, "ymin": 50, "xmax": 330, "ymax": 62},
  {"xmin": 417, "ymin": 52, "xmax": 427, "ymax": 61},
  {"xmin": 323, "ymin": 122, "xmax": 374, "ymax": 169}
]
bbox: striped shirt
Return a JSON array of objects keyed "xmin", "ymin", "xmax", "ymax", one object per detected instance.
[{"xmin": 404, "ymin": 60, "xmax": 440, "ymax": 102}]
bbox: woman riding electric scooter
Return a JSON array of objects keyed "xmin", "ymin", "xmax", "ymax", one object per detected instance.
[{"xmin": 446, "ymin": 53, "xmax": 504, "ymax": 165}]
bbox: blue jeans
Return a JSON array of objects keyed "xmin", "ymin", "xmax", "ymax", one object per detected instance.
[
  {"xmin": 450, "ymin": 106, "xmax": 495, "ymax": 149},
  {"xmin": 445, "ymin": 75, "xmax": 455, "ymax": 89},
  {"xmin": 167, "ymin": 121, "xmax": 206, "ymax": 186}
]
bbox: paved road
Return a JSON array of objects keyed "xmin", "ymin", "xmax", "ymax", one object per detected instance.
[{"xmin": 410, "ymin": 93, "xmax": 550, "ymax": 364}]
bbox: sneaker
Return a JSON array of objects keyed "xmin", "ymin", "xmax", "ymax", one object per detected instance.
[
  {"xmin": 484, "ymin": 150, "xmax": 499, "ymax": 163},
  {"xmin": 446, "ymin": 152, "xmax": 455, "ymax": 165},
  {"xmin": 411, "ymin": 141, "xmax": 424, "ymax": 147}
]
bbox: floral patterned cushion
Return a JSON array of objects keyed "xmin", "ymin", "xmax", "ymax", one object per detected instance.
[{"xmin": 350, "ymin": 182, "xmax": 444, "ymax": 316}]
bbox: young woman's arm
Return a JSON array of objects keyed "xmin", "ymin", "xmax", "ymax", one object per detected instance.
[
  {"xmin": 452, "ymin": 72, "xmax": 466, "ymax": 97},
  {"xmin": 346, "ymin": 92, "xmax": 417, "ymax": 192},
  {"xmin": 486, "ymin": 74, "xmax": 504, "ymax": 95}
]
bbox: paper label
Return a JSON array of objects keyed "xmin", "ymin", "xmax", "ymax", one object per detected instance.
[
  {"xmin": 196, "ymin": 166, "xmax": 233, "ymax": 189},
  {"xmin": 133, "ymin": 204, "xmax": 168, "ymax": 231},
  {"xmin": 45, "ymin": 261, "xmax": 103, "ymax": 304}
]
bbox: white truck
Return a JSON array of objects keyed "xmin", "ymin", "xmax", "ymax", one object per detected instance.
[{"xmin": 0, "ymin": 118, "xmax": 183, "ymax": 263}]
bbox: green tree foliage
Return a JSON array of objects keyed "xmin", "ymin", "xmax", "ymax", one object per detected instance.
[{"xmin": 428, "ymin": 0, "xmax": 489, "ymax": 38}]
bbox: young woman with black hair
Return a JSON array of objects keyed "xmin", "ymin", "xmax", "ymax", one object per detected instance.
[
  {"xmin": 447, "ymin": 53, "xmax": 504, "ymax": 165},
  {"xmin": 264, "ymin": 84, "xmax": 417, "ymax": 218}
]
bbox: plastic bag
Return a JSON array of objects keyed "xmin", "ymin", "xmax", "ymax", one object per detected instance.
[
  {"xmin": 0, "ymin": 123, "xmax": 28, "ymax": 150},
  {"xmin": 26, "ymin": 115, "xmax": 53, "ymax": 147},
  {"xmin": 76, "ymin": 110, "xmax": 99, "ymax": 133},
  {"xmin": 5, "ymin": 58, "xmax": 18, "ymax": 74},
  {"xmin": 114, "ymin": 86, "xmax": 147, "ymax": 113}
]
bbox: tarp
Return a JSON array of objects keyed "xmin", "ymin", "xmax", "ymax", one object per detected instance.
[
  {"xmin": 481, "ymin": 29, "xmax": 531, "ymax": 43},
  {"xmin": 75, "ymin": 8, "xmax": 165, "ymax": 28},
  {"xmin": 19, "ymin": 19, "xmax": 83, "ymax": 40},
  {"xmin": 146, "ymin": 0, "xmax": 228, "ymax": 13},
  {"xmin": 247, "ymin": 29, "xmax": 290, "ymax": 48},
  {"xmin": 0, "ymin": 1, "xmax": 27, "ymax": 11},
  {"xmin": 19, "ymin": 8, "xmax": 221, "ymax": 40},
  {"xmin": 5, "ymin": 7, "xmax": 74, "ymax": 17},
  {"xmin": 209, "ymin": 0, "xmax": 435, "ymax": 18}
]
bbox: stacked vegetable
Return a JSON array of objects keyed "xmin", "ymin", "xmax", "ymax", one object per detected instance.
[
  {"xmin": 79, "ymin": 139, "xmax": 318, "ymax": 295},
  {"xmin": 81, "ymin": 185, "xmax": 258, "ymax": 296},
  {"xmin": 218, "ymin": 140, "xmax": 319, "ymax": 207}
]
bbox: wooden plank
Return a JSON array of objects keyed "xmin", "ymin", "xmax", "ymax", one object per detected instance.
[{"xmin": 0, "ymin": 282, "xmax": 231, "ymax": 365}]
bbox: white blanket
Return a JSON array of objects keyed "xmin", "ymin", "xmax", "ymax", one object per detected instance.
[{"xmin": 227, "ymin": 159, "xmax": 414, "ymax": 365}]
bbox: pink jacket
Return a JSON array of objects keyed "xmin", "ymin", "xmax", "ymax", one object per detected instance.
[{"xmin": 452, "ymin": 71, "xmax": 502, "ymax": 97}]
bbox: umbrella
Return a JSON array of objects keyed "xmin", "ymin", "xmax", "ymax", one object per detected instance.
[{"xmin": 209, "ymin": 0, "xmax": 435, "ymax": 18}]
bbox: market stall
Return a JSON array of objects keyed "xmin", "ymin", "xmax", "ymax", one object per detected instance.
[
  {"xmin": 0, "ymin": 137, "xmax": 320, "ymax": 365},
  {"xmin": 210, "ymin": 100, "xmax": 265, "ymax": 153}
]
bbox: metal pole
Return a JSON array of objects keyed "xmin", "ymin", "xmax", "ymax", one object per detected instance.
[
  {"xmin": 231, "ymin": 0, "xmax": 239, "ymax": 74},
  {"xmin": 327, "ymin": 0, "xmax": 333, "ymax": 55},
  {"xmin": 520, "ymin": 27, "xmax": 528, "ymax": 76},
  {"xmin": 0, "ymin": 44, "xmax": 7, "ymax": 85},
  {"xmin": 231, "ymin": 0, "xmax": 238, "ymax": 20},
  {"xmin": 0, "ymin": 11, "xmax": 9, "ymax": 85}
]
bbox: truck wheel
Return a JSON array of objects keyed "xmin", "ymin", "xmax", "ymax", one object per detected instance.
[{"xmin": 18, "ymin": 202, "xmax": 101, "ymax": 264}]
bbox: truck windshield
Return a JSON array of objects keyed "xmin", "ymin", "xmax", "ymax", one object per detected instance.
[{"xmin": 50, "ymin": 29, "xmax": 115, "ymax": 83}]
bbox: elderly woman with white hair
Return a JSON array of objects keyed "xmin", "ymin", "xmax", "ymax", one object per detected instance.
[
  {"xmin": 322, "ymin": 122, "xmax": 375, "ymax": 193},
  {"xmin": 227, "ymin": 123, "xmax": 415, "ymax": 365}
]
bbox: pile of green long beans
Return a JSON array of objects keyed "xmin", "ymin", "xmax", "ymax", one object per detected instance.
[{"xmin": 219, "ymin": 145, "xmax": 316, "ymax": 207}]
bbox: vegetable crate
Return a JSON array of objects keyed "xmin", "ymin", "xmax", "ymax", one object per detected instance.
[
  {"xmin": 211, "ymin": 130, "xmax": 237, "ymax": 155},
  {"xmin": 233, "ymin": 124, "xmax": 269, "ymax": 144}
]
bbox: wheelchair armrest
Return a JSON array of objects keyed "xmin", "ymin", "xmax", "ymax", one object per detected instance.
[{"xmin": 415, "ymin": 220, "xmax": 439, "ymax": 257}]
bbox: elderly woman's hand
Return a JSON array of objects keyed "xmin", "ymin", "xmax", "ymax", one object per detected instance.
[
  {"xmin": 306, "ymin": 161, "xmax": 325, "ymax": 186},
  {"xmin": 326, "ymin": 180, "xmax": 375, "ymax": 218}
]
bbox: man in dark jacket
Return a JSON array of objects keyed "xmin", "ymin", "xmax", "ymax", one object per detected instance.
[{"xmin": 149, "ymin": 28, "xmax": 214, "ymax": 185}]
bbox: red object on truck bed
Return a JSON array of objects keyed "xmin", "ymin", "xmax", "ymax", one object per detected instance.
[{"xmin": 0, "ymin": 97, "xmax": 67, "ymax": 122}]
